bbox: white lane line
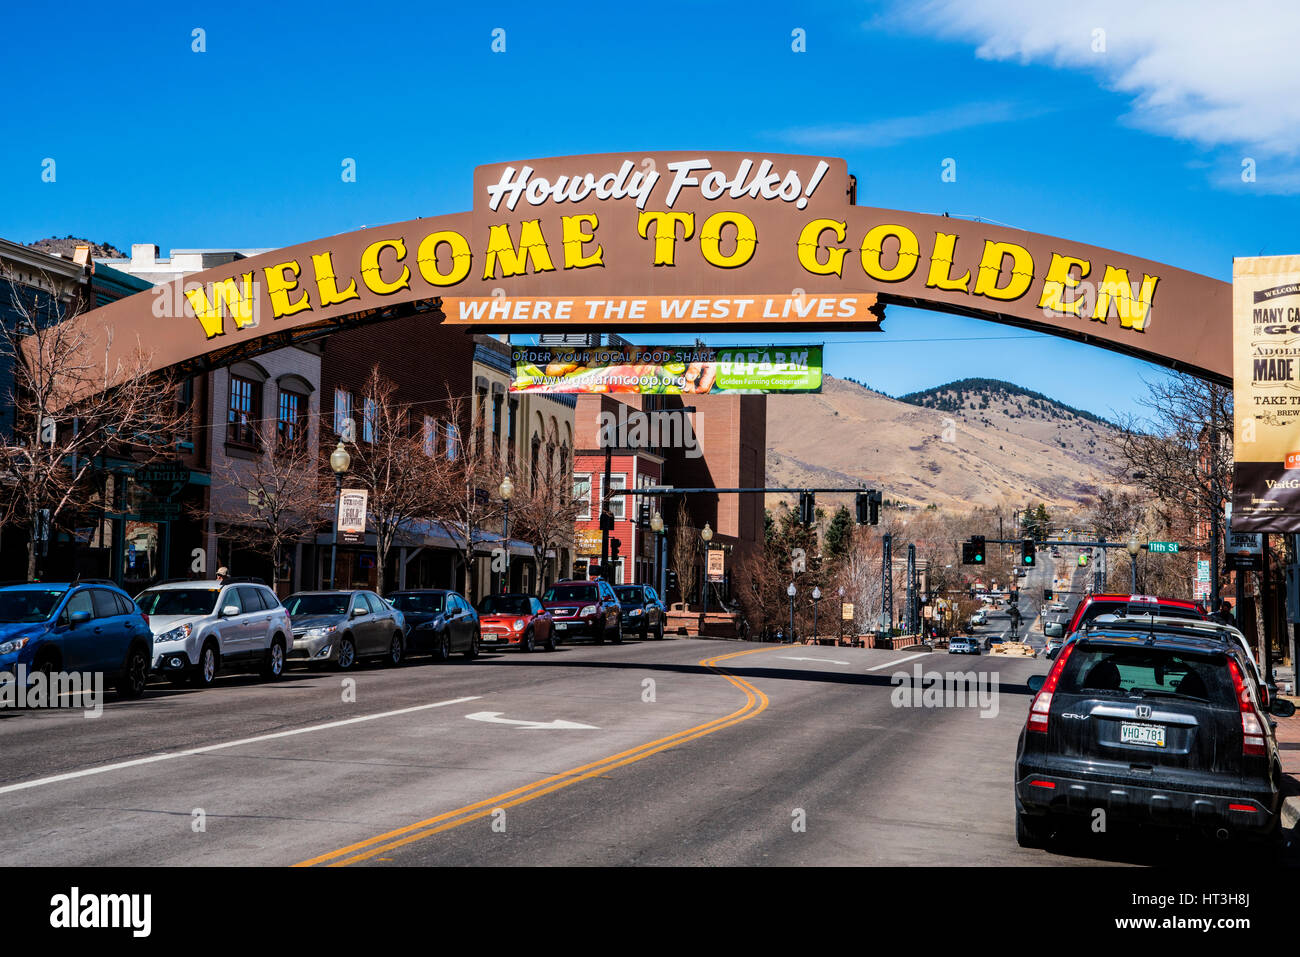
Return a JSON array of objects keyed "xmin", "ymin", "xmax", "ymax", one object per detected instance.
[
  {"xmin": 866, "ymin": 651, "xmax": 931, "ymax": 672},
  {"xmin": 0, "ymin": 695, "xmax": 482, "ymax": 796}
]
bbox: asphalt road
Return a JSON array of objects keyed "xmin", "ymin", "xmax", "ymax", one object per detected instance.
[{"xmin": 0, "ymin": 634, "xmax": 1287, "ymax": 867}]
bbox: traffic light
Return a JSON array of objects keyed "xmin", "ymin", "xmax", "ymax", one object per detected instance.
[
  {"xmin": 962, "ymin": 536, "xmax": 986, "ymax": 565},
  {"xmin": 856, "ymin": 491, "xmax": 869, "ymax": 525},
  {"xmin": 666, "ymin": 569, "xmax": 679, "ymax": 597},
  {"xmin": 1021, "ymin": 538, "xmax": 1036, "ymax": 567},
  {"xmin": 1043, "ymin": 589, "xmax": 1053, "ymax": 601},
  {"xmin": 638, "ymin": 500, "xmax": 651, "ymax": 525},
  {"xmin": 869, "ymin": 489, "xmax": 881, "ymax": 525},
  {"xmin": 798, "ymin": 491, "xmax": 815, "ymax": 525},
  {"xmin": 1078, "ymin": 553, "xmax": 1089, "ymax": 567},
  {"xmin": 610, "ymin": 538, "xmax": 621, "ymax": 561}
]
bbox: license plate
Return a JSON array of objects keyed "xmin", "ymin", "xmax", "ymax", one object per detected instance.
[
  {"xmin": 1120, "ymin": 722, "xmax": 1165, "ymax": 748},
  {"xmin": 555, "ymin": 623, "xmax": 567, "ymax": 630}
]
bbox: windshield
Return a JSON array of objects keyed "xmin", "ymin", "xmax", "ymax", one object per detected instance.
[
  {"xmin": 544, "ymin": 584, "xmax": 597, "ymax": 603},
  {"xmin": 1060, "ymin": 645, "xmax": 1232, "ymax": 704},
  {"xmin": 0, "ymin": 589, "xmax": 66, "ymax": 623},
  {"xmin": 478, "ymin": 595, "xmax": 531, "ymax": 615},
  {"xmin": 388, "ymin": 593, "xmax": 445, "ymax": 615},
  {"xmin": 136, "ymin": 588, "xmax": 219, "ymax": 617},
  {"xmin": 285, "ymin": 594, "xmax": 349, "ymax": 617},
  {"xmin": 614, "ymin": 587, "xmax": 644, "ymax": 603}
]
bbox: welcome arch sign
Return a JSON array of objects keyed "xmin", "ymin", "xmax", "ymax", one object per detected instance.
[{"xmin": 60, "ymin": 151, "xmax": 1231, "ymax": 388}]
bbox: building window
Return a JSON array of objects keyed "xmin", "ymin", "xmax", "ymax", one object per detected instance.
[
  {"xmin": 227, "ymin": 375, "xmax": 260, "ymax": 446},
  {"xmin": 333, "ymin": 387, "xmax": 351, "ymax": 437},
  {"xmin": 574, "ymin": 474, "xmax": 591, "ymax": 520},
  {"xmin": 423, "ymin": 415, "xmax": 436, "ymax": 457},
  {"xmin": 445, "ymin": 422, "xmax": 458, "ymax": 460},
  {"xmin": 530, "ymin": 436, "xmax": 541, "ymax": 491},
  {"xmin": 604, "ymin": 473, "xmax": 627, "ymax": 519},
  {"xmin": 277, "ymin": 390, "xmax": 305, "ymax": 445},
  {"xmin": 362, "ymin": 397, "xmax": 376, "ymax": 444},
  {"xmin": 508, "ymin": 398, "xmax": 518, "ymax": 457}
]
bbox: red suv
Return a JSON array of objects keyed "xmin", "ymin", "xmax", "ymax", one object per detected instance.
[
  {"xmin": 1065, "ymin": 594, "xmax": 1207, "ymax": 638},
  {"xmin": 541, "ymin": 579, "xmax": 622, "ymax": 644}
]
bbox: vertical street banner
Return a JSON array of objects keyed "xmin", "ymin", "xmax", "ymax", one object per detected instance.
[
  {"xmin": 706, "ymin": 549, "xmax": 726, "ymax": 583},
  {"xmin": 1233, "ymin": 254, "xmax": 1300, "ymax": 531},
  {"xmin": 337, "ymin": 489, "xmax": 368, "ymax": 545}
]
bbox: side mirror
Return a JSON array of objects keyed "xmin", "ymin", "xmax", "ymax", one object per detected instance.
[
  {"xmin": 1270, "ymin": 697, "xmax": 1296, "ymax": 718},
  {"xmin": 69, "ymin": 609, "xmax": 92, "ymax": 626},
  {"xmin": 351, "ymin": 606, "xmax": 367, "ymax": 618},
  {"xmin": 1026, "ymin": 674, "xmax": 1046, "ymax": 694},
  {"xmin": 221, "ymin": 604, "xmax": 240, "ymax": 618}
]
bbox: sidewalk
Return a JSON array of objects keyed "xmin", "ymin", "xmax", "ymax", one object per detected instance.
[{"xmin": 1273, "ymin": 704, "xmax": 1300, "ymax": 829}]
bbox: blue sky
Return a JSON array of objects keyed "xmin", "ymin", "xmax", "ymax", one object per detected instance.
[{"xmin": 3, "ymin": 0, "xmax": 1297, "ymax": 422}]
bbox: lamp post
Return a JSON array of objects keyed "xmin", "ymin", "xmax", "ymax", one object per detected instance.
[
  {"xmin": 838, "ymin": 586, "xmax": 845, "ymax": 646},
  {"xmin": 498, "ymin": 475, "xmax": 514, "ymax": 593},
  {"xmin": 812, "ymin": 585, "xmax": 822, "ymax": 644},
  {"xmin": 787, "ymin": 582, "xmax": 796, "ymax": 644},
  {"xmin": 1127, "ymin": 537, "xmax": 1141, "ymax": 593},
  {"xmin": 700, "ymin": 522, "xmax": 713, "ymax": 617},
  {"xmin": 327, "ymin": 441, "xmax": 351, "ymax": 590},
  {"xmin": 651, "ymin": 510, "xmax": 665, "ymax": 597}
]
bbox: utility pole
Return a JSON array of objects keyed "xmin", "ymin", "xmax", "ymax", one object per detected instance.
[
  {"xmin": 882, "ymin": 533, "xmax": 893, "ymax": 635},
  {"xmin": 906, "ymin": 543, "xmax": 917, "ymax": 636}
]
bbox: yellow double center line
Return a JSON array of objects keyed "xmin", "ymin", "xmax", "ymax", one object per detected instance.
[{"xmin": 295, "ymin": 646, "xmax": 772, "ymax": 867}]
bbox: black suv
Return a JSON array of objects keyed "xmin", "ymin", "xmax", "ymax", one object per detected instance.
[
  {"xmin": 613, "ymin": 584, "xmax": 667, "ymax": 640},
  {"xmin": 1013, "ymin": 620, "xmax": 1290, "ymax": 848}
]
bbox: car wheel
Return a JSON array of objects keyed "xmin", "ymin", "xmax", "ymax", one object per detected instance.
[
  {"xmin": 261, "ymin": 638, "xmax": 286, "ymax": 680},
  {"xmin": 385, "ymin": 632, "xmax": 404, "ymax": 667},
  {"xmin": 336, "ymin": 635, "xmax": 357, "ymax": 671},
  {"xmin": 594, "ymin": 623, "xmax": 606, "ymax": 645},
  {"xmin": 116, "ymin": 643, "xmax": 150, "ymax": 699},
  {"xmin": 543, "ymin": 626, "xmax": 557, "ymax": 652},
  {"xmin": 192, "ymin": 642, "xmax": 219, "ymax": 689},
  {"xmin": 520, "ymin": 629, "xmax": 535, "ymax": 653},
  {"xmin": 1015, "ymin": 810, "xmax": 1052, "ymax": 849},
  {"xmin": 612, "ymin": 621, "xmax": 623, "ymax": 645},
  {"xmin": 463, "ymin": 630, "xmax": 480, "ymax": 660},
  {"xmin": 32, "ymin": 650, "xmax": 59, "ymax": 679},
  {"xmin": 640, "ymin": 622, "xmax": 649, "ymax": 641},
  {"xmin": 655, "ymin": 619, "xmax": 664, "ymax": 640}
]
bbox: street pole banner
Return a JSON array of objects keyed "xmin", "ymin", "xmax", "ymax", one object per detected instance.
[
  {"xmin": 1233, "ymin": 254, "xmax": 1300, "ymax": 531},
  {"xmin": 706, "ymin": 549, "xmax": 726, "ymax": 583},
  {"xmin": 511, "ymin": 344, "xmax": 823, "ymax": 394},
  {"xmin": 337, "ymin": 489, "xmax": 368, "ymax": 545}
]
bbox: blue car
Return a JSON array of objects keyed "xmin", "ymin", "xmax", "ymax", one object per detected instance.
[{"xmin": 0, "ymin": 581, "xmax": 154, "ymax": 699}]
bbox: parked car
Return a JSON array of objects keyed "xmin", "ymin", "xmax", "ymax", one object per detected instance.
[
  {"xmin": 969, "ymin": 610, "xmax": 987, "ymax": 627},
  {"xmin": 385, "ymin": 590, "xmax": 479, "ymax": 660},
  {"xmin": 1043, "ymin": 634, "xmax": 1064, "ymax": 659},
  {"xmin": 283, "ymin": 590, "xmax": 408, "ymax": 670},
  {"xmin": 0, "ymin": 581, "xmax": 153, "ymax": 699},
  {"xmin": 613, "ymin": 583, "xmax": 667, "ymax": 640},
  {"xmin": 476, "ymin": 593, "xmax": 555, "ymax": 652},
  {"xmin": 1014, "ymin": 619, "xmax": 1291, "ymax": 849},
  {"xmin": 948, "ymin": 635, "xmax": 980, "ymax": 655},
  {"xmin": 1064, "ymin": 593, "xmax": 1206, "ymax": 639},
  {"xmin": 135, "ymin": 579, "xmax": 291, "ymax": 687},
  {"xmin": 541, "ymin": 579, "xmax": 622, "ymax": 643}
]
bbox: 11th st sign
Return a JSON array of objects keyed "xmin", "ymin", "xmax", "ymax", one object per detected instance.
[{"xmin": 1148, "ymin": 541, "xmax": 1180, "ymax": 554}]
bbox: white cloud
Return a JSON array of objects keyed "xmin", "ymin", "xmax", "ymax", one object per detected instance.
[
  {"xmin": 890, "ymin": 0, "xmax": 1300, "ymax": 158},
  {"xmin": 780, "ymin": 101, "xmax": 1028, "ymax": 148}
]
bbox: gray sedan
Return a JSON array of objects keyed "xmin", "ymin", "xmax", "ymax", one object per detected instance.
[{"xmin": 283, "ymin": 590, "xmax": 406, "ymax": 670}]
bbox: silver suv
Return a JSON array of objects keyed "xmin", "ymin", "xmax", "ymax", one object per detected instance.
[{"xmin": 135, "ymin": 579, "xmax": 293, "ymax": 688}]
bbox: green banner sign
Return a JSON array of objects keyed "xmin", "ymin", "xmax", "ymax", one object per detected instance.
[{"xmin": 511, "ymin": 344, "xmax": 823, "ymax": 395}]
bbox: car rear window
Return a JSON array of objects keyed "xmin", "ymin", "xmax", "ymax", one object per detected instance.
[
  {"xmin": 136, "ymin": 588, "xmax": 219, "ymax": 617},
  {"xmin": 1058, "ymin": 644, "xmax": 1234, "ymax": 706},
  {"xmin": 544, "ymin": 585, "xmax": 597, "ymax": 602}
]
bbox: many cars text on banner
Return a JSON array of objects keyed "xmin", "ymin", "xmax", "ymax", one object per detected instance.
[
  {"xmin": 511, "ymin": 344, "xmax": 823, "ymax": 394},
  {"xmin": 1233, "ymin": 254, "xmax": 1300, "ymax": 532}
]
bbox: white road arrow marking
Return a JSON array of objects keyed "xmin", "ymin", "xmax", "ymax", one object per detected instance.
[
  {"xmin": 780, "ymin": 656, "xmax": 850, "ymax": 665},
  {"xmin": 465, "ymin": 711, "xmax": 599, "ymax": 731}
]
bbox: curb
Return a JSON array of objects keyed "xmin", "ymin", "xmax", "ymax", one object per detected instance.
[{"xmin": 1284, "ymin": 796, "xmax": 1300, "ymax": 830}]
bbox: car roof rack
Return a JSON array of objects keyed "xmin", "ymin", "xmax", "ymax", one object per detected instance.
[
  {"xmin": 1086, "ymin": 614, "xmax": 1233, "ymax": 647},
  {"xmin": 223, "ymin": 576, "xmax": 267, "ymax": 585},
  {"xmin": 73, "ymin": 578, "xmax": 118, "ymax": 587}
]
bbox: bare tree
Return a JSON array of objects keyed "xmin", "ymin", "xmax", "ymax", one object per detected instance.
[
  {"xmin": 0, "ymin": 267, "xmax": 191, "ymax": 580},
  {"xmin": 202, "ymin": 419, "xmax": 326, "ymax": 592},
  {"xmin": 510, "ymin": 419, "xmax": 579, "ymax": 595},
  {"xmin": 344, "ymin": 368, "xmax": 442, "ymax": 596},
  {"xmin": 669, "ymin": 498, "xmax": 700, "ymax": 608},
  {"xmin": 428, "ymin": 392, "xmax": 505, "ymax": 602}
]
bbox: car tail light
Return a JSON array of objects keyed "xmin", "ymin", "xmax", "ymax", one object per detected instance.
[
  {"xmin": 141, "ymin": 613, "xmax": 149, "ymax": 628},
  {"xmin": 1227, "ymin": 658, "xmax": 1267, "ymax": 757},
  {"xmin": 1026, "ymin": 641, "xmax": 1075, "ymax": 734}
]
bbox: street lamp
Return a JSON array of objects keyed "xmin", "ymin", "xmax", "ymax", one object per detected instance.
[
  {"xmin": 812, "ymin": 585, "xmax": 822, "ymax": 643},
  {"xmin": 787, "ymin": 582, "xmax": 796, "ymax": 644},
  {"xmin": 498, "ymin": 475, "xmax": 514, "ymax": 593},
  {"xmin": 700, "ymin": 523, "xmax": 713, "ymax": 618},
  {"xmin": 838, "ymin": 585, "xmax": 846, "ymax": 645},
  {"xmin": 650, "ymin": 510, "xmax": 665, "ymax": 599},
  {"xmin": 1127, "ymin": 536, "xmax": 1141, "ymax": 593},
  {"xmin": 328, "ymin": 441, "xmax": 351, "ymax": 590}
]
